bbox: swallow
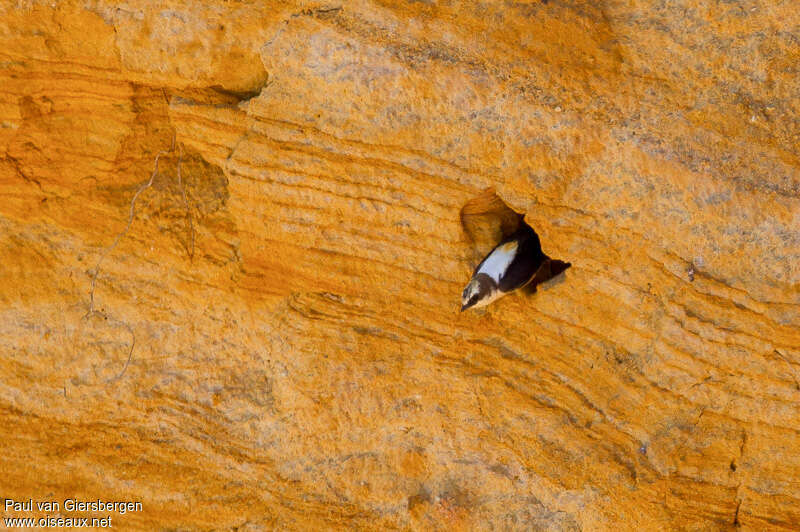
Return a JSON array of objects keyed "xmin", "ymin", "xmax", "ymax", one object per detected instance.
[{"xmin": 459, "ymin": 188, "xmax": 571, "ymax": 312}]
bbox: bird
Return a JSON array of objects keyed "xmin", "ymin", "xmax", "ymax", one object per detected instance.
[{"xmin": 459, "ymin": 188, "xmax": 571, "ymax": 312}]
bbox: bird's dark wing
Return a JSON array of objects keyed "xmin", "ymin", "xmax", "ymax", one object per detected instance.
[
  {"xmin": 460, "ymin": 187, "xmax": 524, "ymax": 268},
  {"xmin": 497, "ymin": 224, "xmax": 546, "ymax": 292}
]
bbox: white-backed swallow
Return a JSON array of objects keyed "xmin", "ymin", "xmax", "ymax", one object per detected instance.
[{"xmin": 459, "ymin": 188, "xmax": 570, "ymax": 312}]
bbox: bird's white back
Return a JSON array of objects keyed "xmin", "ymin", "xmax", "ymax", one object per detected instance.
[{"xmin": 477, "ymin": 241, "xmax": 518, "ymax": 283}]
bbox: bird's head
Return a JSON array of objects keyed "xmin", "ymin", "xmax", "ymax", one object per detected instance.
[{"xmin": 460, "ymin": 274, "xmax": 496, "ymax": 312}]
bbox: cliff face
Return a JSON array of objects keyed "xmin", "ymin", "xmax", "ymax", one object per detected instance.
[{"xmin": 1, "ymin": 1, "xmax": 798, "ymax": 529}]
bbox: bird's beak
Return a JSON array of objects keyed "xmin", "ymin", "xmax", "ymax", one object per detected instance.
[{"xmin": 460, "ymin": 304, "xmax": 467, "ymax": 312}]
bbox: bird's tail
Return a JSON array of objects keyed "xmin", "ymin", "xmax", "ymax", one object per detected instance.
[{"xmin": 525, "ymin": 257, "xmax": 571, "ymax": 293}]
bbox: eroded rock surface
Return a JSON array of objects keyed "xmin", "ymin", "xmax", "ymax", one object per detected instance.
[{"xmin": 1, "ymin": 1, "xmax": 798, "ymax": 529}]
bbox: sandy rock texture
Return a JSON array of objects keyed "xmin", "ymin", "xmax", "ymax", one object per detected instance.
[{"xmin": 1, "ymin": 0, "xmax": 799, "ymax": 529}]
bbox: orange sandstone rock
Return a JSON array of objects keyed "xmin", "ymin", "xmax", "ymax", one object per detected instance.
[{"xmin": 0, "ymin": 1, "xmax": 798, "ymax": 529}]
